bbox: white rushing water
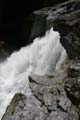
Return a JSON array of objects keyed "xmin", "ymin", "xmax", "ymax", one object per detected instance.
[{"xmin": 0, "ymin": 28, "xmax": 67, "ymax": 119}]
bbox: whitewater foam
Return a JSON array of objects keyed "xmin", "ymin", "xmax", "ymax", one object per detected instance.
[{"xmin": 0, "ymin": 28, "xmax": 67, "ymax": 119}]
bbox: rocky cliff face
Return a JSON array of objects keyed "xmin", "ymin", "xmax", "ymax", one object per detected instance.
[
  {"xmin": 2, "ymin": 0, "xmax": 80, "ymax": 120},
  {"xmin": 0, "ymin": 0, "xmax": 69, "ymax": 53},
  {"xmin": 2, "ymin": 60, "xmax": 80, "ymax": 120},
  {"xmin": 32, "ymin": 0, "xmax": 80, "ymax": 59}
]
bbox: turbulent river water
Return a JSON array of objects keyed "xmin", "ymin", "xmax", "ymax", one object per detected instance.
[{"xmin": 0, "ymin": 28, "xmax": 67, "ymax": 119}]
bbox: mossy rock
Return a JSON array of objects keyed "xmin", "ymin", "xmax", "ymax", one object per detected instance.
[{"xmin": 2, "ymin": 93, "xmax": 25, "ymax": 120}]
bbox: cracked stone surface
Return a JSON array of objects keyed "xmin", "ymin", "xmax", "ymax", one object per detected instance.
[{"xmin": 2, "ymin": 72, "xmax": 79, "ymax": 120}]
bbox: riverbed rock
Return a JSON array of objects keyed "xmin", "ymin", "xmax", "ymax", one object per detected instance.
[
  {"xmin": 2, "ymin": 73, "xmax": 79, "ymax": 120},
  {"xmin": 2, "ymin": 59, "xmax": 79, "ymax": 120}
]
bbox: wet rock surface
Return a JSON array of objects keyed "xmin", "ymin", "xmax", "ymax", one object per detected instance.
[
  {"xmin": 2, "ymin": 59, "xmax": 80, "ymax": 120},
  {"xmin": 2, "ymin": 71, "xmax": 79, "ymax": 120},
  {"xmin": 34, "ymin": 0, "xmax": 80, "ymax": 59},
  {"xmin": 64, "ymin": 60, "xmax": 80, "ymax": 117}
]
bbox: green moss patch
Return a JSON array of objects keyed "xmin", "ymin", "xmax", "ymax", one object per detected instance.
[{"xmin": 2, "ymin": 93, "xmax": 25, "ymax": 120}]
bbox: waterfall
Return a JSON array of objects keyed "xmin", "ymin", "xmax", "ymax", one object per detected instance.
[{"xmin": 0, "ymin": 28, "xmax": 67, "ymax": 119}]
